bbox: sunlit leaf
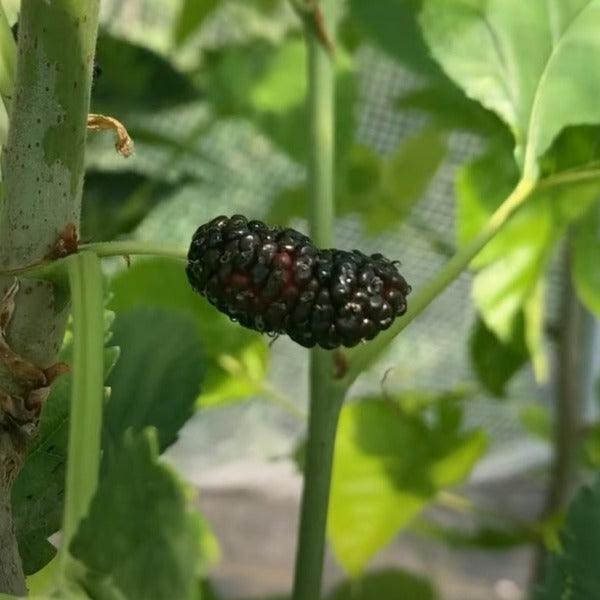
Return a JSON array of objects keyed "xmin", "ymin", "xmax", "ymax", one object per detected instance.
[
  {"xmin": 520, "ymin": 404, "xmax": 552, "ymax": 441},
  {"xmin": 457, "ymin": 140, "xmax": 600, "ymax": 379},
  {"xmin": 421, "ymin": 0, "xmax": 600, "ymax": 177},
  {"xmin": 329, "ymin": 397, "xmax": 487, "ymax": 575}
]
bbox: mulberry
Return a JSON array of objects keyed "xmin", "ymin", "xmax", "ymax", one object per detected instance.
[{"xmin": 186, "ymin": 215, "xmax": 411, "ymax": 349}]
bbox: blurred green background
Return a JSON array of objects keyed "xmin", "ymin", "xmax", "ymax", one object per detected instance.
[{"xmin": 12, "ymin": 0, "xmax": 600, "ymax": 599}]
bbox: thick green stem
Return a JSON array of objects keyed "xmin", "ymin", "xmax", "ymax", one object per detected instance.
[
  {"xmin": 61, "ymin": 252, "xmax": 104, "ymax": 565},
  {"xmin": 342, "ymin": 176, "xmax": 536, "ymax": 387},
  {"xmin": 0, "ymin": 1, "xmax": 100, "ymax": 590},
  {"xmin": 292, "ymin": 2, "xmax": 340, "ymax": 599},
  {"xmin": 293, "ymin": 361, "xmax": 344, "ymax": 600}
]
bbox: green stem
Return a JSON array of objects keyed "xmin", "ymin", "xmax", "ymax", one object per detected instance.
[
  {"xmin": 342, "ymin": 176, "xmax": 536, "ymax": 387},
  {"xmin": 61, "ymin": 252, "xmax": 105, "ymax": 565},
  {"xmin": 293, "ymin": 362, "xmax": 344, "ymax": 600},
  {"xmin": 80, "ymin": 241, "xmax": 188, "ymax": 261},
  {"xmin": 536, "ymin": 166, "xmax": 600, "ymax": 189},
  {"xmin": 292, "ymin": 2, "xmax": 341, "ymax": 599}
]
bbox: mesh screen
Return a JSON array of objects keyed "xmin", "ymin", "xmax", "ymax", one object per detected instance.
[{"xmin": 98, "ymin": 0, "xmax": 556, "ymax": 481}]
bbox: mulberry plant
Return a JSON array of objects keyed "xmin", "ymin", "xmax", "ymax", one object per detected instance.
[{"xmin": 186, "ymin": 215, "xmax": 411, "ymax": 349}]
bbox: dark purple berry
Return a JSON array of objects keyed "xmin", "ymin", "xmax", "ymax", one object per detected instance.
[{"xmin": 186, "ymin": 215, "xmax": 411, "ymax": 349}]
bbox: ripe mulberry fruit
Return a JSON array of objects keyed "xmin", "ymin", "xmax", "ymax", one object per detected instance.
[{"xmin": 186, "ymin": 215, "xmax": 411, "ymax": 349}]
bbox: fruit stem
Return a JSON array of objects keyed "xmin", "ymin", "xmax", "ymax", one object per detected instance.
[
  {"xmin": 343, "ymin": 176, "xmax": 537, "ymax": 386},
  {"xmin": 292, "ymin": 1, "xmax": 341, "ymax": 599}
]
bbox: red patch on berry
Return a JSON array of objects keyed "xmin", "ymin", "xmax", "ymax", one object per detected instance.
[
  {"xmin": 230, "ymin": 272, "xmax": 251, "ymax": 289},
  {"xmin": 273, "ymin": 251, "xmax": 293, "ymax": 269}
]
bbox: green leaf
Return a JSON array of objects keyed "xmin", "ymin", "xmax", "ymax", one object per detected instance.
[
  {"xmin": 104, "ymin": 307, "xmax": 203, "ymax": 452},
  {"xmin": 348, "ymin": 0, "xmax": 438, "ymax": 76},
  {"xmin": 271, "ymin": 128, "xmax": 446, "ymax": 233},
  {"xmin": 397, "ymin": 83, "xmax": 505, "ymax": 136},
  {"xmin": 173, "ymin": 0, "xmax": 218, "ymax": 47},
  {"xmin": 204, "ymin": 37, "xmax": 355, "ymax": 165},
  {"xmin": 572, "ymin": 203, "xmax": 600, "ymax": 317},
  {"xmin": 457, "ymin": 141, "xmax": 600, "ymax": 380},
  {"xmin": 520, "ymin": 404, "xmax": 552, "ymax": 441},
  {"xmin": 70, "ymin": 429, "xmax": 203, "ymax": 600},
  {"xmin": 341, "ymin": 129, "xmax": 447, "ymax": 233},
  {"xmin": 418, "ymin": 519, "xmax": 534, "ymax": 550},
  {"xmin": 328, "ymin": 396, "xmax": 487, "ymax": 575},
  {"xmin": 12, "ymin": 323, "xmax": 118, "ymax": 575},
  {"xmin": 328, "ymin": 568, "xmax": 437, "ymax": 600},
  {"xmin": 535, "ymin": 476, "xmax": 600, "ymax": 599},
  {"xmin": 469, "ymin": 314, "xmax": 528, "ymax": 397},
  {"xmin": 109, "ymin": 259, "xmax": 269, "ymax": 407},
  {"xmin": 82, "ymin": 171, "xmax": 177, "ymax": 241},
  {"xmin": 420, "ymin": 0, "xmax": 600, "ymax": 177},
  {"xmin": 93, "ymin": 33, "xmax": 198, "ymax": 112}
]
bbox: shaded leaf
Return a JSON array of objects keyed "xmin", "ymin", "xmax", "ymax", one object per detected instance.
[
  {"xmin": 535, "ymin": 476, "xmax": 600, "ymax": 600},
  {"xmin": 109, "ymin": 259, "xmax": 269, "ymax": 407},
  {"xmin": 70, "ymin": 430, "xmax": 203, "ymax": 600},
  {"xmin": 329, "ymin": 396, "xmax": 487, "ymax": 574},
  {"xmin": 572, "ymin": 203, "xmax": 600, "ymax": 317},
  {"xmin": 12, "ymin": 327, "xmax": 118, "ymax": 575},
  {"xmin": 421, "ymin": 0, "xmax": 600, "ymax": 177},
  {"xmin": 469, "ymin": 314, "xmax": 528, "ymax": 397},
  {"xmin": 203, "ymin": 37, "xmax": 355, "ymax": 165},
  {"xmin": 82, "ymin": 171, "xmax": 176, "ymax": 241},
  {"xmin": 93, "ymin": 33, "xmax": 199, "ymax": 114},
  {"xmin": 348, "ymin": 0, "xmax": 437, "ymax": 76},
  {"xmin": 397, "ymin": 84, "xmax": 505, "ymax": 136},
  {"xmin": 341, "ymin": 129, "xmax": 447, "ymax": 233},
  {"xmin": 328, "ymin": 568, "xmax": 437, "ymax": 600},
  {"xmin": 419, "ymin": 519, "xmax": 534, "ymax": 550},
  {"xmin": 270, "ymin": 128, "xmax": 446, "ymax": 233},
  {"xmin": 104, "ymin": 308, "xmax": 203, "ymax": 452},
  {"xmin": 173, "ymin": 0, "xmax": 219, "ymax": 47}
]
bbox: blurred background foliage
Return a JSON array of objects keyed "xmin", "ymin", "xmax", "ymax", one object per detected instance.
[{"xmin": 3, "ymin": 0, "xmax": 600, "ymax": 598}]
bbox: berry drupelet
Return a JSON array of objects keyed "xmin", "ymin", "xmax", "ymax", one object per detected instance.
[{"xmin": 186, "ymin": 215, "xmax": 411, "ymax": 349}]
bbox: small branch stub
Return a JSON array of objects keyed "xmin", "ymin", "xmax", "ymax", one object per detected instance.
[{"xmin": 290, "ymin": 0, "xmax": 335, "ymax": 54}]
